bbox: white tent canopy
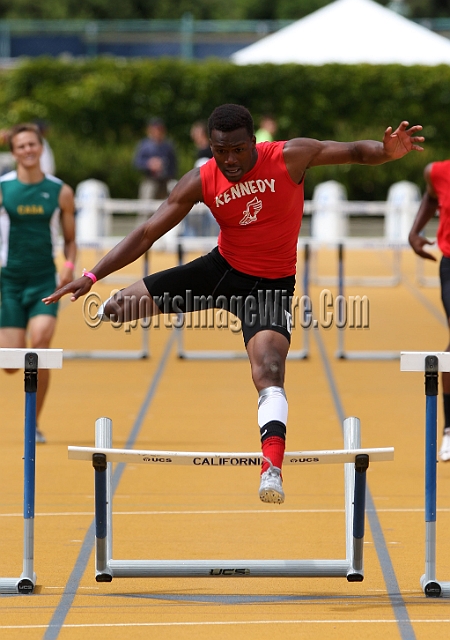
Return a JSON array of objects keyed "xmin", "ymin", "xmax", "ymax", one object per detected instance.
[{"xmin": 231, "ymin": 0, "xmax": 450, "ymax": 66}]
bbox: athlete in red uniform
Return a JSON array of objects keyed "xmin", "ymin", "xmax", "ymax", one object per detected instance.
[
  {"xmin": 409, "ymin": 161, "xmax": 450, "ymax": 462},
  {"xmin": 201, "ymin": 139, "xmax": 304, "ymax": 278},
  {"xmin": 44, "ymin": 104, "xmax": 424, "ymax": 503}
]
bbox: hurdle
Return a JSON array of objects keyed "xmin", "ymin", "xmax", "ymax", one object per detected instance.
[
  {"xmin": 68, "ymin": 416, "xmax": 393, "ymax": 583},
  {"xmin": 175, "ymin": 239, "xmax": 310, "ymax": 360},
  {"xmin": 0, "ymin": 348, "xmax": 63, "ymax": 594},
  {"xmin": 311, "ymin": 237, "xmax": 403, "ymax": 289},
  {"xmin": 415, "ymin": 253, "xmax": 440, "ymax": 288},
  {"xmin": 63, "ymin": 250, "xmax": 150, "ymax": 360},
  {"xmin": 335, "ymin": 243, "xmax": 400, "ymax": 360},
  {"xmin": 401, "ymin": 351, "xmax": 450, "ymax": 597},
  {"xmin": 309, "ymin": 179, "xmax": 418, "ymax": 288}
]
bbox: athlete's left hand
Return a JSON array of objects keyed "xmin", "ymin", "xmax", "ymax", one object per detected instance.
[{"xmin": 383, "ymin": 121, "xmax": 424, "ymax": 159}]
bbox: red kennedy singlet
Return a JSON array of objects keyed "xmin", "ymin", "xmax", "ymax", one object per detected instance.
[
  {"xmin": 431, "ymin": 160, "xmax": 450, "ymax": 258},
  {"xmin": 200, "ymin": 141, "xmax": 304, "ymax": 278}
]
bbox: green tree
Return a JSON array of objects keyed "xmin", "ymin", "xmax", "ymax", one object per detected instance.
[
  {"xmin": 407, "ymin": 0, "xmax": 450, "ymax": 18},
  {"xmin": 5, "ymin": 0, "xmax": 441, "ymax": 21},
  {"xmin": 274, "ymin": 0, "xmax": 334, "ymax": 19},
  {"xmin": 0, "ymin": 57, "xmax": 444, "ymax": 200},
  {"xmin": 0, "ymin": 0, "xmax": 232, "ymax": 19},
  {"xmin": 0, "ymin": 0, "xmax": 448, "ymax": 20}
]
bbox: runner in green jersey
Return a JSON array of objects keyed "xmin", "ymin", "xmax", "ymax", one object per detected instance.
[{"xmin": 0, "ymin": 123, "xmax": 76, "ymax": 443}]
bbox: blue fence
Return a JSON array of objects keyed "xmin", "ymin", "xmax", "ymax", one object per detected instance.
[
  {"xmin": 0, "ymin": 17, "xmax": 448, "ymax": 61},
  {"xmin": 0, "ymin": 18, "xmax": 292, "ymax": 60}
]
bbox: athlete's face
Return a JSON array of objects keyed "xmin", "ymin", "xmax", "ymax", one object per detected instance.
[
  {"xmin": 11, "ymin": 131, "xmax": 43, "ymax": 169},
  {"xmin": 210, "ymin": 128, "xmax": 257, "ymax": 183}
]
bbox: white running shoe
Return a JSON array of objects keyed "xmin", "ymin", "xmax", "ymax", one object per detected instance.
[
  {"xmin": 259, "ymin": 464, "xmax": 284, "ymax": 504},
  {"xmin": 439, "ymin": 432, "xmax": 450, "ymax": 462}
]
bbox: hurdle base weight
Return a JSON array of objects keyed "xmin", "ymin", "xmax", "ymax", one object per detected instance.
[
  {"xmin": 17, "ymin": 576, "xmax": 36, "ymax": 594},
  {"xmin": 96, "ymin": 573, "xmax": 113, "ymax": 583},
  {"xmin": 0, "ymin": 573, "xmax": 36, "ymax": 595},
  {"xmin": 346, "ymin": 573, "xmax": 364, "ymax": 583},
  {"xmin": 420, "ymin": 574, "xmax": 450, "ymax": 598},
  {"xmin": 421, "ymin": 577, "xmax": 442, "ymax": 598}
]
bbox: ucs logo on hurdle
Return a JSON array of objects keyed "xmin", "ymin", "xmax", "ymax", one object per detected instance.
[{"xmin": 209, "ymin": 568, "xmax": 251, "ymax": 576}]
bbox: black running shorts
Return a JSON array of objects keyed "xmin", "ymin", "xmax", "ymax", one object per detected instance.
[{"xmin": 143, "ymin": 247, "xmax": 295, "ymax": 346}]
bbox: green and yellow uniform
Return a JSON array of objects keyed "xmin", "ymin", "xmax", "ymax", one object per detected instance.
[{"xmin": 0, "ymin": 171, "xmax": 63, "ymax": 327}]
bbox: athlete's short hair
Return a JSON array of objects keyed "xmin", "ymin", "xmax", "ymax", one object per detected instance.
[
  {"xmin": 208, "ymin": 104, "xmax": 254, "ymax": 138},
  {"xmin": 8, "ymin": 123, "xmax": 43, "ymax": 151}
]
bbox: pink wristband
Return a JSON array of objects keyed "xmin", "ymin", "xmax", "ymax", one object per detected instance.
[
  {"xmin": 64, "ymin": 260, "xmax": 75, "ymax": 270},
  {"xmin": 82, "ymin": 269, "xmax": 97, "ymax": 284}
]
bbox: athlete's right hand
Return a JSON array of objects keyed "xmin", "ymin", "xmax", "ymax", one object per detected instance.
[
  {"xmin": 408, "ymin": 232, "xmax": 437, "ymax": 261},
  {"xmin": 42, "ymin": 276, "xmax": 93, "ymax": 304}
]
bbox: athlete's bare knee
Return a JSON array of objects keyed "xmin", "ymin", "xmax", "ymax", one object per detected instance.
[
  {"xmin": 98, "ymin": 288, "xmax": 158, "ymax": 323},
  {"xmin": 251, "ymin": 353, "xmax": 285, "ymax": 389},
  {"xmin": 247, "ymin": 331, "xmax": 289, "ymax": 390},
  {"xmin": 31, "ymin": 336, "xmax": 52, "ymax": 350},
  {"xmin": 100, "ymin": 291, "xmax": 126, "ymax": 323}
]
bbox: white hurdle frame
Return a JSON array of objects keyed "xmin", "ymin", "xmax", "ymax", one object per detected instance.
[
  {"xmin": 68, "ymin": 416, "xmax": 393, "ymax": 583},
  {"xmin": 335, "ymin": 242, "xmax": 400, "ymax": 361},
  {"xmin": 401, "ymin": 351, "xmax": 450, "ymax": 597},
  {"xmin": 0, "ymin": 348, "xmax": 63, "ymax": 594},
  {"xmin": 63, "ymin": 249, "xmax": 151, "ymax": 360},
  {"xmin": 175, "ymin": 239, "xmax": 310, "ymax": 360},
  {"xmin": 415, "ymin": 253, "xmax": 440, "ymax": 288},
  {"xmin": 309, "ymin": 235, "xmax": 403, "ymax": 289}
]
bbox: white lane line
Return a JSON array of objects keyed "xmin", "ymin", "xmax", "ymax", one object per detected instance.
[
  {"xmin": 1, "ymin": 507, "xmax": 449, "ymax": 517},
  {"xmin": 2, "ymin": 620, "xmax": 450, "ymax": 630}
]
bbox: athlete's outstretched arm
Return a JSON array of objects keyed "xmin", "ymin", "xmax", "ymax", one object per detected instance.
[
  {"xmin": 283, "ymin": 121, "xmax": 424, "ymax": 183},
  {"xmin": 43, "ymin": 168, "xmax": 203, "ymax": 304}
]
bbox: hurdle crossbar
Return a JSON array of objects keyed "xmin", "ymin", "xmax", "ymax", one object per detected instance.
[
  {"xmin": 0, "ymin": 349, "xmax": 63, "ymax": 594},
  {"xmin": 68, "ymin": 446, "xmax": 394, "ymax": 466},
  {"xmin": 175, "ymin": 240, "xmax": 310, "ymax": 360},
  {"xmin": 0, "ymin": 348, "xmax": 63, "ymax": 369},
  {"xmin": 69, "ymin": 416, "xmax": 393, "ymax": 584},
  {"xmin": 336, "ymin": 243, "xmax": 400, "ymax": 360},
  {"xmin": 401, "ymin": 351, "xmax": 450, "ymax": 597},
  {"xmin": 63, "ymin": 251, "xmax": 150, "ymax": 360}
]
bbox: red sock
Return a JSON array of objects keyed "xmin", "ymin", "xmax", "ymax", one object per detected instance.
[{"xmin": 261, "ymin": 436, "xmax": 285, "ymax": 474}]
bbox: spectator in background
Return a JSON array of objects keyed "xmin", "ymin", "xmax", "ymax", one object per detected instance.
[
  {"xmin": 133, "ymin": 117, "xmax": 178, "ymax": 200},
  {"xmin": 34, "ymin": 120, "xmax": 56, "ymax": 175},
  {"xmin": 190, "ymin": 120, "xmax": 213, "ymax": 167},
  {"xmin": 255, "ymin": 115, "xmax": 278, "ymax": 144},
  {"xmin": 183, "ymin": 119, "xmax": 218, "ymax": 237}
]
